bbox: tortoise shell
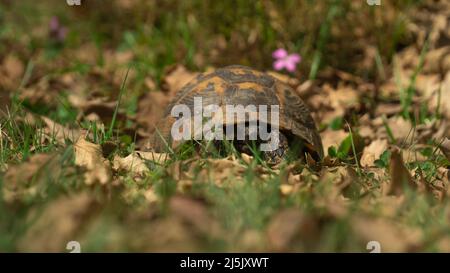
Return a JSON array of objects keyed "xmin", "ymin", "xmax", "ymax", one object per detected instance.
[{"xmin": 151, "ymin": 65, "xmax": 324, "ymax": 159}]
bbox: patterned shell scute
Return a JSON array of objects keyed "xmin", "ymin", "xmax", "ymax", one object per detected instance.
[{"xmin": 214, "ymin": 65, "xmax": 275, "ymax": 88}]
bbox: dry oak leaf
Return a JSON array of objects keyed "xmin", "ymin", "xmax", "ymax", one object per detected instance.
[
  {"xmin": 360, "ymin": 139, "xmax": 388, "ymax": 167},
  {"xmin": 74, "ymin": 137, "xmax": 111, "ymax": 185},
  {"xmin": 415, "ymin": 73, "xmax": 441, "ymax": 99},
  {"xmin": 351, "ymin": 216, "xmax": 422, "ymax": 252},
  {"xmin": 3, "ymin": 55, "xmax": 24, "ymax": 80},
  {"xmin": 440, "ymin": 137, "xmax": 450, "ymax": 162},
  {"xmin": 326, "ymin": 84, "xmax": 360, "ymax": 111},
  {"xmin": 313, "ymin": 168, "xmax": 352, "ymax": 218},
  {"xmin": 320, "ymin": 129, "xmax": 348, "ymax": 156},
  {"xmin": 436, "ymin": 72, "xmax": 450, "ymax": 120},
  {"xmin": 2, "ymin": 153, "xmax": 60, "ymax": 203},
  {"xmin": 113, "ymin": 153, "xmax": 149, "ymax": 178},
  {"xmin": 136, "ymin": 91, "xmax": 171, "ymax": 133},
  {"xmin": 77, "ymin": 98, "xmax": 128, "ymax": 124},
  {"xmin": 280, "ymin": 184, "xmax": 294, "ymax": 196},
  {"xmin": 0, "ymin": 54, "xmax": 24, "ymax": 90},
  {"xmin": 161, "ymin": 64, "xmax": 198, "ymax": 97},
  {"xmin": 241, "ymin": 153, "xmax": 253, "ymax": 164},
  {"xmin": 317, "ymin": 84, "xmax": 360, "ymax": 124},
  {"xmin": 0, "ymin": 92, "xmax": 11, "ymax": 116},
  {"xmin": 125, "ymin": 214, "xmax": 200, "ymax": 252},
  {"xmin": 379, "ymin": 116, "xmax": 413, "ymax": 143},
  {"xmin": 112, "ymin": 151, "xmax": 169, "ymax": 178},
  {"xmin": 17, "ymin": 192, "xmax": 97, "ymax": 252},
  {"xmin": 41, "ymin": 116, "xmax": 82, "ymax": 144},
  {"xmin": 267, "ymin": 208, "xmax": 304, "ymax": 251},
  {"xmin": 422, "ymin": 46, "xmax": 450, "ymax": 74},
  {"xmin": 183, "ymin": 156, "xmax": 248, "ymax": 186},
  {"xmin": 388, "ymin": 148, "xmax": 416, "ymax": 196},
  {"xmin": 169, "ymin": 195, "xmax": 221, "ymax": 237},
  {"xmin": 361, "ymin": 195, "xmax": 406, "ymax": 218},
  {"xmin": 267, "ymin": 208, "xmax": 318, "ymax": 251},
  {"xmin": 137, "ymin": 151, "xmax": 169, "ymax": 164},
  {"xmin": 18, "ymin": 71, "xmax": 73, "ymax": 107}
]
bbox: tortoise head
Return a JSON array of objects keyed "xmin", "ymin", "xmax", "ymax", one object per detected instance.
[
  {"xmin": 260, "ymin": 131, "xmax": 289, "ymax": 165},
  {"xmin": 233, "ymin": 130, "xmax": 290, "ymax": 165}
]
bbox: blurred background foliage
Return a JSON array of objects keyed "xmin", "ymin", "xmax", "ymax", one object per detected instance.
[{"xmin": 1, "ymin": 0, "xmax": 421, "ymax": 80}]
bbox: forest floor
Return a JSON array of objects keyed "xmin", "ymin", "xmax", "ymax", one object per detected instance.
[{"xmin": 1, "ymin": 0, "xmax": 450, "ymax": 252}]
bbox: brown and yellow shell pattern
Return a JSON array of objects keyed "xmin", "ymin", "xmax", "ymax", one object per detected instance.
[{"xmin": 151, "ymin": 65, "xmax": 324, "ymax": 160}]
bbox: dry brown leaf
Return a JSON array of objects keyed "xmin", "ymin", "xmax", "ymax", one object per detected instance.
[
  {"xmin": 424, "ymin": 179, "xmax": 447, "ymax": 202},
  {"xmin": 125, "ymin": 216, "xmax": 200, "ymax": 252},
  {"xmin": 320, "ymin": 129, "xmax": 348, "ymax": 156},
  {"xmin": 169, "ymin": 195, "xmax": 220, "ymax": 237},
  {"xmin": 379, "ymin": 81, "xmax": 399, "ymax": 98},
  {"xmin": 436, "ymin": 72, "xmax": 450, "ymax": 120},
  {"xmin": 161, "ymin": 64, "xmax": 198, "ymax": 97},
  {"xmin": 351, "ymin": 216, "xmax": 422, "ymax": 252},
  {"xmin": 183, "ymin": 156, "xmax": 248, "ymax": 186},
  {"xmin": 144, "ymin": 188, "xmax": 159, "ymax": 204},
  {"xmin": 78, "ymin": 98, "xmax": 128, "ymax": 124},
  {"xmin": 388, "ymin": 148, "xmax": 416, "ymax": 195},
  {"xmin": 241, "ymin": 153, "xmax": 253, "ymax": 164},
  {"xmin": 401, "ymin": 146, "xmax": 428, "ymax": 164},
  {"xmin": 3, "ymin": 153, "xmax": 60, "ymax": 203},
  {"xmin": 357, "ymin": 118, "xmax": 375, "ymax": 139},
  {"xmin": 136, "ymin": 91, "xmax": 171, "ymax": 133},
  {"xmin": 72, "ymin": 43, "xmax": 100, "ymax": 65},
  {"xmin": 287, "ymin": 172, "xmax": 302, "ymax": 184},
  {"xmin": 280, "ymin": 184, "xmax": 294, "ymax": 196},
  {"xmin": 393, "ymin": 47, "xmax": 419, "ymax": 82},
  {"xmin": 74, "ymin": 137, "xmax": 111, "ymax": 185},
  {"xmin": 415, "ymin": 73, "xmax": 441, "ymax": 98},
  {"xmin": 41, "ymin": 116, "xmax": 82, "ymax": 144},
  {"xmin": 18, "ymin": 69, "xmax": 81, "ymax": 108},
  {"xmin": 3, "ymin": 55, "xmax": 24, "ymax": 80},
  {"xmin": 318, "ymin": 84, "xmax": 360, "ymax": 124},
  {"xmin": 327, "ymin": 85, "xmax": 360, "ymax": 110},
  {"xmin": 361, "ymin": 195, "xmax": 405, "ymax": 218},
  {"xmin": 103, "ymin": 50, "xmax": 134, "ymax": 70},
  {"xmin": 267, "ymin": 208, "xmax": 318, "ymax": 251},
  {"xmin": 360, "ymin": 139, "xmax": 388, "ymax": 167},
  {"xmin": 0, "ymin": 55, "xmax": 24, "ymax": 90},
  {"xmin": 436, "ymin": 236, "xmax": 450, "ymax": 252},
  {"xmin": 314, "ymin": 168, "xmax": 352, "ymax": 217},
  {"xmin": 112, "ymin": 151, "xmax": 169, "ymax": 178},
  {"xmin": 113, "ymin": 153, "xmax": 149, "ymax": 178},
  {"xmin": 19, "ymin": 77, "xmax": 57, "ymax": 106},
  {"xmin": 375, "ymin": 103, "xmax": 403, "ymax": 116},
  {"xmin": 267, "ymin": 209, "xmax": 304, "ymax": 251},
  {"xmin": 439, "ymin": 137, "xmax": 450, "ymax": 161},
  {"xmin": 144, "ymin": 76, "xmax": 156, "ymax": 91},
  {"xmin": 135, "ymin": 151, "xmax": 169, "ymax": 164},
  {"xmin": 234, "ymin": 230, "xmax": 266, "ymax": 252},
  {"xmin": 17, "ymin": 192, "xmax": 97, "ymax": 252},
  {"xmin": 384, "ymin": 116, "xmax": 413, "ymax": 142},
  {"xmin": 0, "ymin": 92, "xmax": 11, "ymax": 116}
]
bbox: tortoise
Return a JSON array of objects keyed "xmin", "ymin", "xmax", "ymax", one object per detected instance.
[{"xmin": 150, "ymin": 65, "xmax": 323, "ymax": 164}]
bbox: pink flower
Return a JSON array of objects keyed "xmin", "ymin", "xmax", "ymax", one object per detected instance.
[
  {"xmin": 49, "ymin": 16, "xmax": 67, "ymax": 43},
  {"xmin": 272, "ymin": 48, "xmax": 301, "ymax": 72}
]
